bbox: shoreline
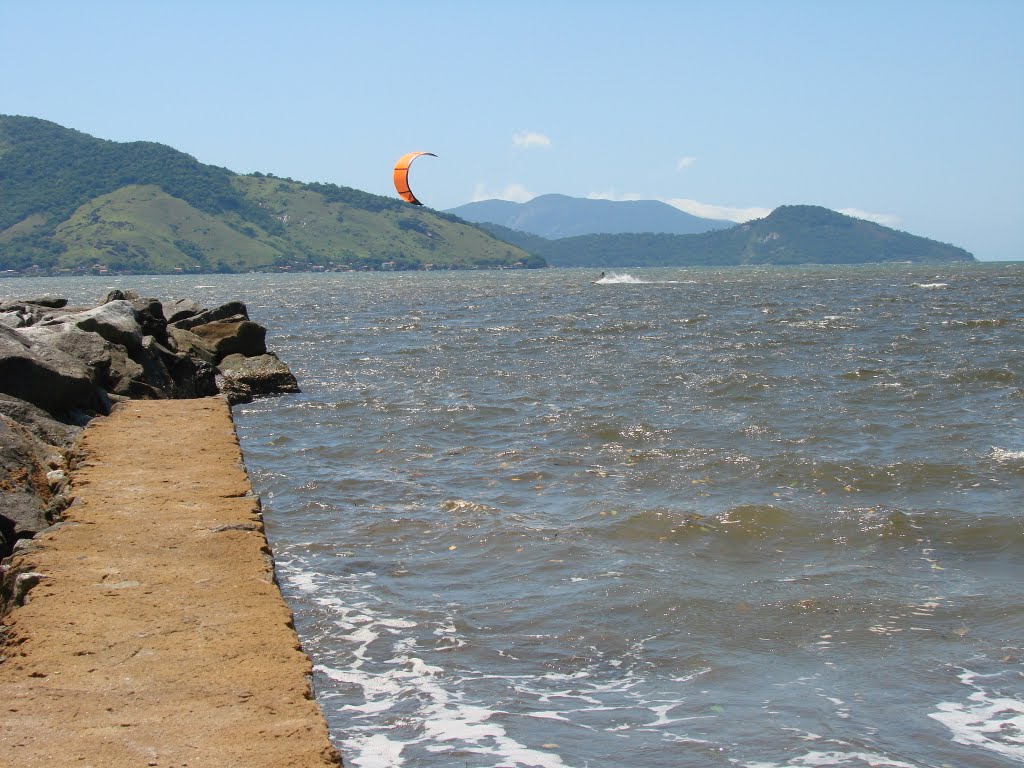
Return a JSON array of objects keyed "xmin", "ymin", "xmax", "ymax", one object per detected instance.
[{"xmin": 0, "ymin": 397, "xmax": 342, "ymax": 766}]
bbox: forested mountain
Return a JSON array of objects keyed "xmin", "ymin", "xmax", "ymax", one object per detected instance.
[
  {"xmin": 0, "ymin": 116, "xmax": 974, "ymax": 274},
  {"xmin": 474, "ymin": 206, "xmax": 975, "ymax": 267},
  {"xmin": 448, "ymin": 193, "xmax": 730, "ymax": 238},
  {"xmin": 0, "ymin": 116, "xmax": 542, "ymax": 274}
]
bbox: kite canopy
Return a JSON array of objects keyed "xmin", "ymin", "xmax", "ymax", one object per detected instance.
[{"xmin": 393, "ymin": 151, "xmax": 436, "ymax": 205}]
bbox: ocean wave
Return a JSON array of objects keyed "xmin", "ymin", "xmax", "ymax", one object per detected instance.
[
  {"xmin": 595, "ymin": 273, "xmax": 646, "ymax": 284},
  {"xmin": 221, "ymin": 266, "xmax": 1024, "ymax": 767},
  {"xmin": 947, "ymin": 366, "xmax": 1018, "ymax": 384},
  {"xmin": 742, "ymin": 748, "xmax": 919, "ymax": 767},
  {"xmin": 990, "ymin": 446, "xmax": 1024, "ymax": 463},
  {"xmin": 942, "ymin": 317, "xmax": 1016, "ymax": 329},
  {"xmin": 593, "ymin": 504, "xmax": 1024, "ymax": 553},
  {"xmin": 929, "ymin": 667, "xmax": 1024, "ymax": 762}
]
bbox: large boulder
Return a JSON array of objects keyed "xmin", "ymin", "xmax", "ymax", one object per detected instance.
[
  {"xmin": 0, "ymin": 394, "xmax": 83, "ymax": 448},
  {"xmin": 18, "ymin": 321, "xmax": 166, "ymax": 401},
  {"xmin": 0, "ymin": 325, "xmax": 109, "ymax": 416},
  {"xmin": 188, "ymin": 320, "xmax": 267, "ymax": 362},
  {"xmin": 0, "ymin": 290, "xmax": 300, "ymax": 566},
  {"xmin": 171, "ymin": 300, "xmax": 250, "ymax": 331},
  {"xmin": 0, "ymin": 412, "xmax": 70, "ymax": 552},
  {"xmin": 167, "ymin": 326, "xmax": 217, "ymax": 364},
  {"xmin": 216, "ymin": 352, "xmax": 300, "ymax": 405},
  {"xmin": 168, "ymin": 355, "xmax": 219, "ymax": 399},
  {"xmin": 19, "ymin": 321, "xmax": 117, "ymax": 377},
  {"xmin": 0, "ymin": 298, "xmax": 68, "ymax": 329},
  {"xmin": 0, "ymin": 296, "xmax": 68, "ymax": 310},
  {"xmin": 131, "ymin": 297, "xmax": 170, "ymax": 346},
  {"xmin": 51, "ymin": 300, "xmax": 145, "ymax": 353},
  {"xmin": 164, "ymin": 298, "xmax": 205, "ymax": 325}
]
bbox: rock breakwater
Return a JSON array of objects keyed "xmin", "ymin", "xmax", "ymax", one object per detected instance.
[{"xmin": 0, "ymin": 289, "xmax": 299, "ymax": 566}]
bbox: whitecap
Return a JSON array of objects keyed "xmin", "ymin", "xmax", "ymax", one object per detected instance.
[
  {"xmin": 743, "ymin": 749, "xmax": 918, "ymax": 767},
  {"xmin": 990, "ymin": 446, "xmax": 1024, "ymax": 462},
  {"xmin": 595, "ymin": 273, "xmax": 646, "ymax": 284},
  {"xmin": 344, "ymin": 732, "xmax": 407, "ymax": 768},
  {"xmin": 928, "ymin": 669, "xmax": 1024, "ymax": 761}
]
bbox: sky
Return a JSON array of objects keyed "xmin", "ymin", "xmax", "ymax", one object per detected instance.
[{"xmin": 2, "ymin": 1, "xmax": 1021, "ymax": 260}]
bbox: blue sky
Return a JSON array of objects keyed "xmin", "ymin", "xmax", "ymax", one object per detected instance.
[{"xmin": 2, "ymin": 1, "xmax": 1021, "ymax": 260}]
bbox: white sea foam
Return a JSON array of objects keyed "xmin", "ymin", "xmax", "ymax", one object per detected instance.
[
  {"xmin": 912, "ymin": 282, "xmax": 949, "ymax": 289},
  {"xmin": 595, "ymin": 274, "xmax": 642, "ymax": 284},
  {"xmin": 345, "ymin": 732, "xmax": 407, "ymax": 768},
  {"xmin": 928, "ymin": 668, "xmax": 1024, "ymax": 761},
  {"xmin": 743, "ymin": 749, "xmax": 918, "ymax": 767},
  {"xmin": 990, "ymin": 446, "xmax": 1024, "ymax": 462},
  {"xmin": 294, "ymin": 552, "xmax": 582, "ymax": 768}
]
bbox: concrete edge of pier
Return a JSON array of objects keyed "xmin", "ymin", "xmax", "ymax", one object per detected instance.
[{"xmin": 0, "ymin": 397, "xmax": 343, "ymax": 767}]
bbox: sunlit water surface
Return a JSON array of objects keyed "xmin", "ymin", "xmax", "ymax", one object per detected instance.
[{"xmin": 5, "ymin": 264, "xmax": 1022, "ymax": 767}]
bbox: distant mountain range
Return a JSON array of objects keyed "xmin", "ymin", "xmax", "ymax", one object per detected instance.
[
  {"xmin": 467, "ymin": 204, "xmax": 975, "ymax": 267},
  {"xmin": 0, "ymin": 115, "xmax": 540, "ymax": 274},
  {"xmin": 448, "ymin": 194, "xmax": 731, "ymax": 239},
  {"xmin": 0, "ymin": 115, "xmax": 974, "ymax": 274}
]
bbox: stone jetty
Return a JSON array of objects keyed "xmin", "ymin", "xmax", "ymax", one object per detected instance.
[
  {"xmin": 0, "ymin": 291, "xmax": 342, "ymax": 765},
  {"xmin": 0, "ymin": 289, "xmax": 299, "ymax": 561}
]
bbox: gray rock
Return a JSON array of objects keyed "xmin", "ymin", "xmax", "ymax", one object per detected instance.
[
  {"xmin": 217, "ymin": 352, "xmax": 300, "ymax": 404},
  {"xmin": 167, "ymin": 326, "xmax": 217, "ymax": 364},
  {"xmin": 0, "ymin": 289, "xmax": 298, "ymax": 567},
  {"xmin": 134, "ymin": 336, "xmax": 174, "ymax": 397},
  {"xmin": 188, "ymin": 320, "xmax": 267, "ymax": 362},
  {"xmin": 0, "ymin": 299, "xmax": 64, "ymax": 328},
  {"xmin": 131, "ymin": 297, "xmax": 170, "ymax": 346},
  {"xmin": 165, "ymin": 298, "xmax": 205, "ymax": 325},
  {"xmin": 168, "ymin": 355, "xmax": 219, "ymax": 399},
  {"xmin": 0, "ymin": 414, "xmax": 61, "ymax": 552},
  {"xmin": 20, "ymin": 321, "xmax": 117, "ymax": 376},
  {"xmin": 0, "ymin": 312, "xmax": 25, "ymax": 329},
  {"xmin": 51, "ymin": 300, "xmax": 145, "ymax": 353},
  {"xmin": 170, "ymin": 300, "xmax": 250, "ymax": 330},
  {"xmin": 101, "ymin": 289, "xmax": 139, "ymax": 304},
  {"xmin": 0, "ymin": 395, "xmax": 82, "ymax": 450},
  {"xmin": 23, "ymin": 297, "xmax": 67, "ymax": 309},
  {"xmin": 0, "ymin": 325, "xmax": 109, "ymax": 415}
]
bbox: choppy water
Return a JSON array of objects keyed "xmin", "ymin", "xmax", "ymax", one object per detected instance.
[{"xmin": 5, "ymin": 265, "xmax": 1023, "ymax": 767}]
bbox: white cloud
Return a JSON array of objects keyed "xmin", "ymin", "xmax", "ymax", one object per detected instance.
[
  {"xmin": 665, "ymin": 198, "xmax": 772, "ymax": 223},
  {"xmin": 471, "ymin": 183, "xmax": 536, "ymax": 203},
  {"xmin": 586, "ymin": 190, "xmax": 645, "ymax": 202},
  {"xmin": 676, "ymin": 155, "xmax": 697, "ymax": 171},
  {"xmin": 522, "ymin": 188, "xmax": 901, "ymax": 228},
  {"xmin": 837, "ymin": 207, "xmax": 901, "ymax": 227},
  {"xmin": 512, "ymin": 131, "xmax": 552, "ymax": 149},
  {"xmin": 588, "ymin": 191, "xmax": 768, "ymax": 222}
]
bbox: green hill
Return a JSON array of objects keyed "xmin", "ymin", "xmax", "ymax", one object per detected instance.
[
  {"xmin": 0, "ymin": 115, "xmax": 542, "ymax": 274},
  {"xmin": 476, "ymin": 206, "xmax": 975, "ymax": 267}
]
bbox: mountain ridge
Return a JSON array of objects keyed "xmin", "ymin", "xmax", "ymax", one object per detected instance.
[
  {"xmin": 0, "ymin": 115, "xmax": 542, "ymax": 274},
  {"xmin": 0, "ymin": 115, "xmax": 974, "ymax": 273},
  {"xmin": 448, "ymin": 193, "xmax": 731, "ymax": 239},
  {"xmin": 470, "ymin": 204, "xmax": 975, "ymax": 267}
]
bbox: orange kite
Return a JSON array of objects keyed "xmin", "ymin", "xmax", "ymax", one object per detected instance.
[{"xmin": 393, "ymin": 151, "xmax": 436, "ymax": 205}]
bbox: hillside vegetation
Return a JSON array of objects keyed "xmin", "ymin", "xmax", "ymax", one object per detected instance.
[
  {"xmin": 475, "ymin": 206, "xmax": 975, "ymax": 266},
  {"xmin": 0, "ymin": 115, "xmax": 974, "ymax": 273},
  {"xmin": 0, "ymin": 115, "xmax": 542, "ymax": 274}
]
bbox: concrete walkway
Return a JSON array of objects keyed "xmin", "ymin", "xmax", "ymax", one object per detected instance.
[{"xmin": 0, "ymin": 398, "xmax": 342, "ymax": 767}]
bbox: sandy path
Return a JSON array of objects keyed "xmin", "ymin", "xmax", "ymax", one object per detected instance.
[{"xmin": 0, "ymin": 398, "xmax": 342, "ymax": 767}]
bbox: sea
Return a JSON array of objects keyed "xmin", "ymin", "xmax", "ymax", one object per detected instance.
[{"xmin": 4, "ymin": 264, "xmax": 1023, "ymax": 768}]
